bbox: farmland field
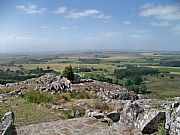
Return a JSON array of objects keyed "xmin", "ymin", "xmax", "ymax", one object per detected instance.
[{"xmin": 1, "ymin": 51, "xmax": 180, "ymax": 99}]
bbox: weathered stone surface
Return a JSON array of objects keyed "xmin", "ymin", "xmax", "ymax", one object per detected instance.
[
  {"xmin": 165, "ymin": 103, "xmax": 180, "ymax": 135},
  {"xmin": 107, "ymin": 110, "xmax": 120, "ymax": 122},
  {"xmin": 135, "ymin": 109, "xmax": 166, "ymax": 134},
  {"xmin": 17, "ymin": 118, "xmax": 141, "ymax": 135},
  {"xmin": 120, "ymin": 101, "xmax": 144, "ymax": 126},
  {"xmin": 85, "ymin": 110, "xmax": 104, "ymax": 119},
  {"xmin": 0, "ymin": 112, "xmax": 17, "ymax": 135}
]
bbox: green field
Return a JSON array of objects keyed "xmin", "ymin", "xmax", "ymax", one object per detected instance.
[
  {"xmin": 146, "ymin": 75, "xmax": 180, "ymax": 99},
  {"xmin": 1, "ymin": 51, "xmax": 180, "ymax": 99},
  {"xmin": 0, "ymin": 98, "xmax": 59, "ymax": 126},
  {"xmin": 157, "ymin": 67, "xmax": 180, "ymax": 73}
]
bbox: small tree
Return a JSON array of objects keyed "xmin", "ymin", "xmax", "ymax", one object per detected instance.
[
  {"xmin": 63, "ymin": 65, "xmax": 74, "ymax": 82},
  {"xmin": 47, "ymin": 66, "xmax": 51, "ymax": 70}
]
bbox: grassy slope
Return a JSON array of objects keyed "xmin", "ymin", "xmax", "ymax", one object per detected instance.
[
  {"xmin": 146, "ymin": 75, "xmax": 180, "ymax": 99},
  {"xmin": 0, "ymin": 98, "xmax": 59, "ymax": 126}
]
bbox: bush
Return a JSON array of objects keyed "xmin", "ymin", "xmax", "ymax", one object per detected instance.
[
  {"xmin": 128, "ymin": 85, "xmax": 140, "ymax": 93},
  {"xmin": 139, "ymin": 84, "xmax": 147, "ymax": 93},
  {"xmin": 125, "ymin": 79, "xmax": 132, "ymax": 86},
  {"xmin": 56, "ymin": 89, "xmax": 97, "ymax": 101},
  {"xmin": 25, "ymin": 91, "xmax": 56, "ymax": 104}
]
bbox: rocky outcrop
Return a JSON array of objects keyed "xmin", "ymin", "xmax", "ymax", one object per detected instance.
[
  {"xmin": 0, "ymin": 112, "xmax": 17, "ymax": 135},
  {"xmin": 165, "ymin": 101, "xmax": 180, "ymax": 135},
  {"xmin": 135, "ymin": 110, "xmax": 166, "ymax": 134},
  {"xmin": 120, "ymin": 101, "xmax": 144, "ymax": 126},
  {"xmin": 17, "ymin": 117, "xmax": 140, "ymax": 135}
]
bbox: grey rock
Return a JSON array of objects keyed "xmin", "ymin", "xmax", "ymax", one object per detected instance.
[
  {"xmin": 135, "ymin": 109, "xmax": 166, "ymax": 134},
  {"xmin": 1, "ymin": 112, "xmax": 17, "ymax": 135}
]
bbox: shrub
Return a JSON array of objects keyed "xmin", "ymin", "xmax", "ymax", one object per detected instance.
[
  {"xmin": 139, "ymin": 84, "xmax": 147, "ymax": 93},
  {"xmin": 55, "ymin": 89, "xmax": 97, "ymax": 102},
  {"xmin": 157, "ymin": 123, "xmax": 165, "ymax": 135},
  {"xmin": 25, "ymin": 91, "xmax": 56, "ymax": 104},
  {"xmin": 125, "ymin": 79, "xmax": 132, "ymax": 86},
  {"xmin": 128, "ymin": 85, "xmax": 140, "ymax": 93}
]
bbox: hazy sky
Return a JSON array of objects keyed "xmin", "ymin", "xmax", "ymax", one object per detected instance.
[{"xmin": 0, "ymin": 0, "xmax": 180, "ymax": 52}]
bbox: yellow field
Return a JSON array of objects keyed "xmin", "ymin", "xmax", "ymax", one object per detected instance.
[{"xmin": 21, "ymin": 63, "xmax": 117, "ymax": 72}]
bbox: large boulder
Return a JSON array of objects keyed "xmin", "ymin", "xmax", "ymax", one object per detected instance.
[
  {"xmin": 1, "ymin": 112, "xmax": 17, "ymax": 135},
  {"xmin": 135, "ymin": 109, "xmax": 166, "ymax": 134},
  {"xmin": 165, "ymin": 103, "xmax": 180, "ymax": 135},
  {"xmin": 120, "ymin": 101, "xmax": 144, "ymax": 126}
]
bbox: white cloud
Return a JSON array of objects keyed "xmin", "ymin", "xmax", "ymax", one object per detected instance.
[
  {"xmin": 16, "ymin": 4, "xmax": 46, "ymax": 14},
  {"xmin": 100, "ymin": 32, "xmax": 122, "ymax": 37},
  {"xmin": 41, "ymin": 25, "xmax": 78, "ymax": 30},
  {"xmin": 129, "ymin": 34, "xmax": 151, "ymax": 39},
  {"xmin": 150, "ymin": 21, "xmax": 171, "ymax": 27},
  {"xmin": 54, "ymin": 6, "xmax": 67, "ymax": 14},
  {"xmin": 66, "ymin": 9, "xmax": 111, "ymax": 20},
  {"xmin": 140, "ymin": 3, "xmax": 180, "ymax": 21},
  {"xmin": 60, "ymin": 26, "xmax": 68, "ymax": 30},
  {"xmin": 123, "ymin": 20, "xmax": 131, "ymax": 25}
]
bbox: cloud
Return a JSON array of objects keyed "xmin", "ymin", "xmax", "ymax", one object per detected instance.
[
  {"xmin": 16, "ymin": 4, "xmax": 46, "ymax": 14},
  {"xmin": 129, "ymin": 34, "xmax": 151, "ymax": 39},
  {"xmin": 140, "ymin": 3, "xmax": 180, "ymax": 21},
  {"xmin": 123, "ymin": 20, "xmax": 131, "ymax": 25},
  {"xmin": 60, "ymin": 26, "xmax": 68, "ymax": 30},
  {"xmin": 54, "ymin": 6, "xmax": 67, "ymax": 14},
  {"xmin": 41, "ymin": 25, "xmax": 77, "ymax": 30},
  {"xmin": 150, "ymin": 21, "xmax": 171, "ymax": 27},
  {"xmin": 65, "ymin": 9, "xmax": 111, "ymax": 20},
  {"xmin": 100, "ymin": 32, "xmax": 122, "ymax": 37}
]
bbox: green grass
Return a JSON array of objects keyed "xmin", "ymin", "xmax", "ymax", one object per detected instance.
[
  {"xmin": 0, "ymin": 98, "xmax": 59, "ymax": 126},
  {"xmin": 157, "ymin": 67, "xmax": 180, "ymax": 73},
  {"xmin": 146, "ymin": 75, "xmax": 180, "ymax": 99},
  {"xmin": 25, "ymin": 91, "xmax": 57, "ymax": 104}
]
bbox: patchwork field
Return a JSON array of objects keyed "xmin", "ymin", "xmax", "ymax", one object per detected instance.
[{"xmin": 1, "ymin": 51, "xmax": 180, "ymax": 99}]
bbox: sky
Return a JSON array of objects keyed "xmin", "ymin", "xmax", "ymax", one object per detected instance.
[{"xmin": 0, "ymin": 0, "xmax": 180, "ymax": 53}]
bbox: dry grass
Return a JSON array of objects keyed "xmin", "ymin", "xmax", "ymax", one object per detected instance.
[
  {"xmin": 0, "ymin": 98, "xmax": 60, "ymax": 126},
  {"xmin": 146, "ymin": 75, "xmax": 180, "ymax": 99},
  {"xmin": 21, "ymin": 63, "xmax": 116, "ymax": 72}
]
